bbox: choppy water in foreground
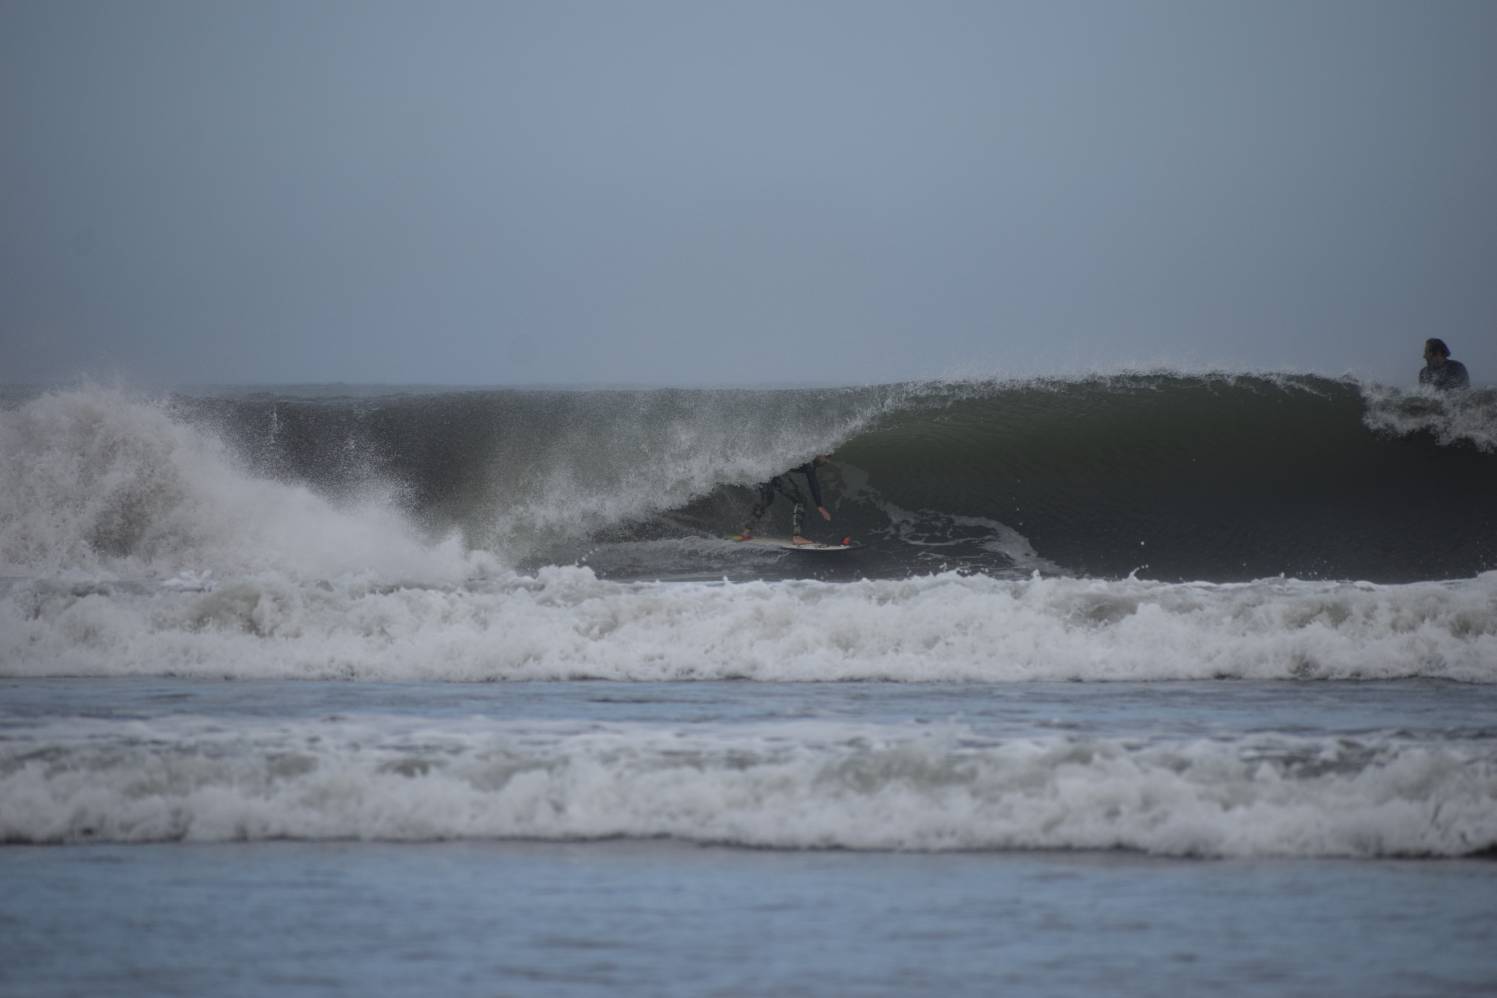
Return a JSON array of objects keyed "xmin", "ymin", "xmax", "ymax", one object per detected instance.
[
  {"xmin": 4, "ymin": 677, "xmax": 1496, "ymax": 997},
  {"xmin": 5, "ymin": 679, "xmax": 1495, "ymax": 857}
]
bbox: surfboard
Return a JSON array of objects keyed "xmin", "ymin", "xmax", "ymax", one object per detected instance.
[{"xmin": 730, "ymin": 536, "xmax": 861, "ymax": 552}]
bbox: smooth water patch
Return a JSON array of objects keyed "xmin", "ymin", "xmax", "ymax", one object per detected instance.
[
  {"xmin": 6, "ymin": 677, "xmax": 1497, "ymax": 737},
  {"xmin": 1, "ymin": 841, "xmax": 1493, "ymax": 998}
]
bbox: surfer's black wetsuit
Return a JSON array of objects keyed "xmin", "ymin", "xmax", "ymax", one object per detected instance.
[
  {"xmin": 744, "ymin": 462, "xmax": 824, "ymax": 536},
  {"xmin": 1420, "ymin": 359, "xmax": 1470, "ymax": 390}
]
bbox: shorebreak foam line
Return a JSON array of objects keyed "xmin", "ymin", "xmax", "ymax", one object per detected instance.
[
  {"xmin": 4, "ymin": 568, "xmax": 1495, "ymax": 682},
  {"xmin": 3, "ymin": 717, "xmax": 1492, "ymax": 857}
]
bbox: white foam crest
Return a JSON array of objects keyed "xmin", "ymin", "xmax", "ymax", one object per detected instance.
[
  {"xmin": 3, "ymin": 717, "xmax": 1492, "ymax": 857},
  {"xmin": 900, "ymin": 368, "xmax": 1351, "ymax": 401},
  {"xmin": 0, "ymin": 387, "xmax": 498, "ymax": 584},
  {"xmin": 4, "ymin": 568, "xmax": 1494, "ymax": 682},
  {"xmin": 1360, "ymin": 383, "xmax": 1497, "ymax": 452}
]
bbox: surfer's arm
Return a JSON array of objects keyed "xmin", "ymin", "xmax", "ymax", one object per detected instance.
[{"xmin": 801, "ymin": 465, "xmax": 825, "ymax": 509}]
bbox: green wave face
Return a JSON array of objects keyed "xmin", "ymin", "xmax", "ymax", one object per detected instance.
[{"xmin": 24, "ymin": 376, "xmax": 1497, "ymax": 583}]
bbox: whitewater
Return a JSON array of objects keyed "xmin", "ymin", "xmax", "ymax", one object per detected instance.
[
  {"xmin": 3, "ymin": 378, "xmax": 1495, "ymax": 687},
  {"xmin": 3, "ymin": 378, "xmax": 1496, "ymax": 997}
]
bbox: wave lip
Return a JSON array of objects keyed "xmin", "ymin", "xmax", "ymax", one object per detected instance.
[{"xmin": 3, "ymin": 718, "xmax": 1492, "ymax": 858}]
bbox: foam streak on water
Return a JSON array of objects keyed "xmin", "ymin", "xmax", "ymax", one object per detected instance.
[
  {"xmin": 3, "ymin": 710, "xmax": 1493, "ymax": 857},
  {"xmin": 3, "ymin": 569, "xmax": 1495, "ymax": 682}
]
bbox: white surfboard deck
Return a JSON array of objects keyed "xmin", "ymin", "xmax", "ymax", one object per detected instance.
[{"xmin": 731, "ymin": 536, "xmax": 861, "ymax": 552}]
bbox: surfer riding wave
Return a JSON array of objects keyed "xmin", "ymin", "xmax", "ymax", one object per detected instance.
[{"xmin": 738, "ymin": 455, "xmax": 833, "ymax": 545}]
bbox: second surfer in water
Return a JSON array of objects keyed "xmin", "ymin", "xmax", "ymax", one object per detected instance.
[{"xmin": 738, "ymin": 455, "xmax": 833, "ymax": 545}]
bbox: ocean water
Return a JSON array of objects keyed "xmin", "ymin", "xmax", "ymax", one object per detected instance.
[{"xmin": 2, "ymin": 377, "xmax": 1496, "ymax": 995}]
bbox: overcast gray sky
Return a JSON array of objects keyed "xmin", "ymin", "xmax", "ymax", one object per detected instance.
[{"xmin": 3, "ymin": 0, "xmax": 1494, "ymax": 386}]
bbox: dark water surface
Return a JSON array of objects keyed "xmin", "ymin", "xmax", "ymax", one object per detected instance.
[{"xmin": 3, "ymin": 839, "xmax": 1493, "ymax": 998}]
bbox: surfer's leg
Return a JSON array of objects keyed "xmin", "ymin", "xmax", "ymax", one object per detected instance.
[
  {"xmin": 777, "ymin": 478, "xmax": 809, "ymax": 540},
  {"xmin": 778, "ymin": 478, "xmax": 806, "ymax": 536}
]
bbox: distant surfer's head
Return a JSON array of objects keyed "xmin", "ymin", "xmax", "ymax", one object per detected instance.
[
  {"xmin": 1424, "ymin": 338, "xmax": 1451, "ymax": 361},
  {"xmin": 814, "ymin": 454, "xmax": 832, "ymax": 465}
]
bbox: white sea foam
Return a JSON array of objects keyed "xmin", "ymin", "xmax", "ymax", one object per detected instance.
[
  {"xmin": 3, "ymin": 568, "xmax": 1494, "ymax": 682},
  {"xmin": 2, "ymin": 716, "xmax": 1492, "ymax": 857},
  {"xmin": 0, "ymin": 386, "xmax": 496, "ymax": 583},
  {"xmin": 1360, "ymin": 383, "xmax": 1497, "ymax": 452}
]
